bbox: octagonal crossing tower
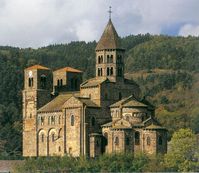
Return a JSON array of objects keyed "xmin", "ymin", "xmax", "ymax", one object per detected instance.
[{"xmin": 95, "ymin": 19, "xmax": 125, "ymax": 82}]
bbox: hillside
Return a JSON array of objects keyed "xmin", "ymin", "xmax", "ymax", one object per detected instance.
[{"xmin": 0, "ymin": 34, "xmax": 199, "ymax": 157}]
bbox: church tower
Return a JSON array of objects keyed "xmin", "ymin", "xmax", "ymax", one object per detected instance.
[
  {"xmin": 22, "ymin": 65, "xmax": 52, "ymax": 156},
  {"xmin": 95, "ymin": 13, "xmax": 125, "ymax": 82}
]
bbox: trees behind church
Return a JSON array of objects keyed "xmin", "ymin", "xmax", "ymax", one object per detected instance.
[{"xmin": 0, "ymin": 34, "xmax": 199, "ymax": 158}]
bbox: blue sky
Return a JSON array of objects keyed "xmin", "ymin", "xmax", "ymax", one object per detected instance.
[{"xmin": 0, "ymin": 0, "xmax": 198, "ymax": 48}]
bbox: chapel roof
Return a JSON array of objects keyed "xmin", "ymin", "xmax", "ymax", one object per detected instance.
[
  {"xmin": 110, "ymin": 95, "xmax": 148, "ymax": 108},
  {"xmin": 96, "ymin": 19, "xmax": 123, "ymax": 51},
  {"xmin": 54, "ymin": 67, "xmax": 83, "ymax": 73},
  {"xmin": 81, "ymin": 77, "xmax": 109, "ymax": 88},
  {"xmin": 25, "ymin": 64, "xmax": 50, "ymax": 70},
  {"xmin": 144, "ymin": 124, "xmax": 167, "ymax": 130},
  {"xmin": 76, "ymin": 97, "xmax": 99, "ymax": 108},
  {"xmin": 38, "ymin": 92, "xmax": 80, "ymax": 113}
]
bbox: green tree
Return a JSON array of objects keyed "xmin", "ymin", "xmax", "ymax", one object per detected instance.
[{"xmin": 164, "ymin": 128, "xmax": 199, "ymax": 172}]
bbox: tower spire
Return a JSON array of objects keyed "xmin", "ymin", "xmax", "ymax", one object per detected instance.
[{"xmin": 108, "ymin": 6, "xmax": 112, "ymax": 20}]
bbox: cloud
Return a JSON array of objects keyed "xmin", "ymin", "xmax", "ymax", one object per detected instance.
[
  {"xmin": 179, "ymin": 24, "xmax": 199, "ymax": 36},
  {"xmin": 0, "ymin": 0, "xmax": 198, "ymax": 48}
]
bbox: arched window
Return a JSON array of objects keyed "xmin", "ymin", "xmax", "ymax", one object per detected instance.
[
  {"xmin": 75, "ymin": 79, "xmax": 78, "ymax": 90},
  {"xmin": 60, "ymin": 79, "xmax": 63, "ymax": 86},
  {"xmin": 135, "ymin": 131, "xmax": 140, "ymax": 145},
  {"xmin": 101, "ymin": 56, "xmax": 103, "ymax": 63},
  {"xmin": 119, "ymin": 92, "xmax": 122, "ymax": 100},
  {"xmin": 100, "ymin": 68, "xmax": 103, "ymax": 76},
  {"xmin": 147, "ymin": 136, "xmax": 151, "ymax": 145},
  {"xmin": 105, "ymin": 93, "xmax": 108, "ymax": 100},
  {"xmin": 40, "ymin": 75, "xmax": 47, "ymax": 89},
  {"xmin": 41, "ymin": 134, "xmax": 44, "ymax": 142},
  {"xmin": 71, "ymin": 78, "xmax": 74, "ymax": 89},
  {"xmin": 28, "ymin": 77, "xmax": 33, "ymax": 87},
  {"xmin": 51, "ymin": 116, "xmax": 55, "ymax": 125},
  {"xmin": 98, "ymin": 68, "xmax": 101, "ymax": 76},
  {"xmin": 41, "ymin": 117, "xmax": 44, "ymax": 125},
  {"xmin": 107, "ymin": 55, "xmax": 110, "ymax": 63},
  {"xmin": 48, "ymin": 117, "xmax": 50, "ymax": 125},
  {"xmin": 115, "ymin": 136, "xmax": 119, "ymax": 146},
  {"xmin": 126, "ymin": 137, "xmax": 130, "ymax": 145},
  {"xmin": 71, "ymin": 115, "xmax": 74, "ymax": 126},
  {"xmin": 58, "ymin": 146, "xmax": 61, "ymax": 152},
  {"xmin": 158, "ymin": 136, "xmax": 163, "ymax": 145},
  {"xmin": 98, "ymin": 56, "xmax": 101, "ymax": 64},
  {"xmin": 110, "ymin": 67, "xmax": 113, "ymax": 76},
  {"xmin": 107, "ymin": 67, "xmax": 110, "ymax": 76},
  {"xmin": 110, "ymin": 55, "xmax": 113, "ymax": 63},
  {"xmin": 104, "ymin": 132, "xmax": 108, "ymax": 146},
  {"xmin": 52, "ymin": 133, "xmax": 55, "ymax": 142},
  {"xmin": 91, "ymin": 117, "xmax": 95, "ymax": 126},
  {"xmin": 57, "ymin": 80, "xmax": 60, "ymax": 87}
]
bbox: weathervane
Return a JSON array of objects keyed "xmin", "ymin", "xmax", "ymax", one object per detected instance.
[{"xmin": 108, "ymin": 6, "xmax": 112, "ymax": 19}]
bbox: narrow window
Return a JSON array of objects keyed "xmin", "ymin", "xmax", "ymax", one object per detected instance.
[
  {"xmin": 119, "ymin": 92, "xmax": 122, "ymax": 100},
  {"xmin": 75, "ymin": 79, "xmax": 78, "ymax": 90},
  {"xmin": 60, "ymin": 79, "xmax": 63, "ymax": 86},
  {"xmin": 105, "ymin": 93, "xmax": 108, "ymax": 100},
  {"xmin": 115, "ymin": 136, "xmax": 119, "ymax": 146},
  {"xmin": 100, "ymin": 68, "xmax": 103, "ymax": 76},
  {"xmin": 57, "ymin": 80, "xmax": 60, "ymax": 87},
  {"xmin": 158, "ymin": 136, "xmax": 163, "ymax": 145},
  {"xmin": 52, "ymin": 133, "xmax": 55, "ymax": 142},
  {"xmin": 135, "ymin": 131, "xmax": 140, "ymax": 145},
  {"xmin": 110, "ymin": 55, "xmax": 113, "ymax": 63},
  {"xmin": 91, "ymin": 117, "xmax": 95, "ymax": 126},
  {"xmin": 71, "ymin": 115, "xmax": 74, "ymax": 126},
  {"xmin": 98, "ymin": 56, "xmax": 101, "ymax": 64},
  {"xmin": 107, "ymin": 55, "xmax": 110, "ymax": 63},
  {"xmin": 104, "ymin": 132, "xmax": 108, "ymax": 146},
  {"xmin": 101, "ymin": 55, "xmax": 103, "ymax": 63},
  {"xmin": 110, "ymin": 67, "xmax": 113, "ymax": 76},
  {"xmin": 41, "ymin": 134, "xmax": 44, "ymax": 142},
  {"xmin": 41, "ymin": 117, "xmax": 44, "ymax": 125},
  {"xmin": 147, "ymin": 136, "xmax": 151, "ymax": 145},
  {"xmin": 58, "ymin": 146, "xmax": 61, "ymax": 152},
  {"xmin": 126, "ymin": 137, "xmax": 130, "ymax": 145},
  {"xmin": 29, "ymin": 77, "xmax": 33, "ymax": 87},
  {"xmin": 71, "ymin": 79, "xmax": 74, "ymax": 89},
  {"xmin": 107, "ymin": 67, "xmax": 110, "ymax": 76},
  {"xmin": 98, "ymin": 68, "xmax": 101, "ymax": 76},
  {"xmin": 40, "ymin": 75, "xmax": 47, "ymax": 89}
]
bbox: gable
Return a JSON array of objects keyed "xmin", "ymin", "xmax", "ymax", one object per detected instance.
[
  {"xmin": 62, "ymin": 96, "xmax": 83, "ymax": 108},
  {"xmin": 112, "ymin": 119, "xmax": 132, "ymax": 129}
]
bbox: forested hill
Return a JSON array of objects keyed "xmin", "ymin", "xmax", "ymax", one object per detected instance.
[{"xmin": 0, "ymin": 34, "xmax": 199, "ymax": 158}]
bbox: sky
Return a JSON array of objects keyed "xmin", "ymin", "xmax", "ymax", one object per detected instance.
[{"xmin": 0, "ymin": 0, "xmax": 199, "ymax": 48}]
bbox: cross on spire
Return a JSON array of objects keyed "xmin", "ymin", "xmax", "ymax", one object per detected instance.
[{"xmin": 108, "ymin": 6, "xmax": 112, "ymax": 19}]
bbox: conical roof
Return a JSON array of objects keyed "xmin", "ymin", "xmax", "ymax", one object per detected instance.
[{"xmin": 96, "ymin": 19, "xmax": 123, "ymax": 50}]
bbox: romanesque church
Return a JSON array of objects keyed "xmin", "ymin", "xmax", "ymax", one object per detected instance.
[{"xmin": 23, "ymin": 18, "xmax": 167, "ymax": 157}]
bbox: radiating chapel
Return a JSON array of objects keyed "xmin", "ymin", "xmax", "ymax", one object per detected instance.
[{"xmin": 23, "ymin": 16, "xmax": 167, "ymax": 157}]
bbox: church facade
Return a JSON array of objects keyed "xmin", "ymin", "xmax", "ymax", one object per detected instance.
[{"xmin": 22, "ymin": 19, "xmax": 167, "ymax": 157}]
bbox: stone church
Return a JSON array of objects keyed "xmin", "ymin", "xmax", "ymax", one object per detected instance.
[{"xmin": 23, "ymin": 18, "xmax": 167, "ymax": 157}]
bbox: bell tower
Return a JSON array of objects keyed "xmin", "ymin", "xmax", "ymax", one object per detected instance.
[
  {"xmin": 95, "ymin": 8, "xmax": 125, "ymax": 82},
  {"xmin": 22, "ymin": 65, "xmax": 52, "ymax": 157}
]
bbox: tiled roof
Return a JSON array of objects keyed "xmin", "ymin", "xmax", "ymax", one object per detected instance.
[
  {"xmin": 101, "ymin": 122, "xmax": 112, "ymax": 127},
  {"xmin": 81, "ymin": 77, "xmax": 108, "ymax": 88},
  {"xmin": 25, "ymin": 64, "xmax": 50, "ymax": 70},
  {"xmin": 77, "ymin": 97, "xmax": 100, "ymax": 108},
  {"xmin": 110, "ymin": 95, "xmax": 148, "ymax": 108},
  {"xmin": 145, "ymin": 124, "xmax": 167, "ymax": 130},
  {"xmin": 96, "ymin": 19, "xmax": 123, "ymax": 50},
  {"xmin": 38, "ymin": 92, "xmax": 80, "ymax": 112},
  {"xmin": 54, "ymin": 67, "xmax": 83, "ymax": 73}
]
